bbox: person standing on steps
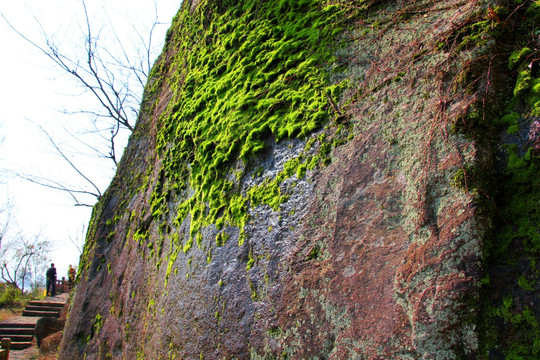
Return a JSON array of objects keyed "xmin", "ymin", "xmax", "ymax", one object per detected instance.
[
  {"xmin": 68, "ymin": 264, "xmax": 76, "ymax": 289},
  {"xmin": 46, "ymin": 263, "xmax": 57, "ymax": 296}
]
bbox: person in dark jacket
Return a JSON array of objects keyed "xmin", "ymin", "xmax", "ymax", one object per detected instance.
[{"xmin": 46, "ymin": 263, "xmax": 57, "ymax": 296}]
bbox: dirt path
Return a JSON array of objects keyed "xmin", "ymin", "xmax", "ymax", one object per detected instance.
[{"xmin": 7, "ymin": 346, "xmax": 39, "ymax": 360}]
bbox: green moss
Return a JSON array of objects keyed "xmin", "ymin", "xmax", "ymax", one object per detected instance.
[
  {"xmin": 147, "ymin": 298, "xmax": 156, "ymax": 313},
  {"xmin": 149, "ymin": 0, "xmax": 359, "ymax": 251},
  {"xmin": 440, "ymin": 10, "xmax": 503, "ymax": 53},
  {"xmin": 500, "ymin": 112, "xmax": 520, "ymax": 128},
  {"xmin": 248, "ymin": 178, "xmax": 288, "ymax": 212},
  {"xmin": 393, "ymin": 71, "xmax": 406, "ymax": 82},
  {"xmin": 450, "ymin": 166, "xmax": 479, "ymax": 194},
  {"xmin": 508, "ymin": 47, "xmax": 532, "ymax": 70},
  {"xmin": 133, "ymin": 229, "xmax": 149, "ymax": 245},
  {"xmin": 492, "ymin": 147, "xmax": 540, "ymax": 259},
  {"xmin": 183, "ymin": 236, "xmax": 193, "ymax": 253},
  {"xmin": 528, "ymin": 78, "xmax": 540, "ymax": 116},
  {"xmin": 479, "ymin": 3, "xmax": 540, "ymax": 356},
  {"xmin": 246, "ymin": 250, "xmax": 255, "ymax": 271},
  {"xmin": 248, "ymin": 277, "xmax": 258, "ymax": 301},
  {"xmin": 165, "ymin": 242, "xmax": 180, "ymax": 286},
  {"xmin": 483, "ymin": 296, "xmax": 540, "ymax": 359},
  {"xmin": 78, "ymin": 197, "xmax": 108, "ymax": 281},
  {"xmin": 514, "ymin": 68, "xmax": 533, "ymax": 98},
  {"xmin": 517, "ymin": 275, "xmax": 535, "ymax": 291},
  {"xmin": 295, "ymin": 163, "xmax": 307, "ymax": 179},
  {"xmin": 91, "ymin": 313, "xmax": 103, "ymax": 339},
  {"xmin": 215, "ymin": 231, "xmax": 229, "ymax": 247},
  {"xmin": 196, "ymin": 232, "xmax": 203, "ymax": 248},
  {"xmin": 506, "ymin": 124, "xmax": 520, "ymax": 134},
  {"xmin": 305, "ymin": 244, "xmax": 320, "ymax": 261}
]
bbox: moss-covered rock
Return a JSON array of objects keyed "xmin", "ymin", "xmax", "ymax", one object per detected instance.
[{"xmin": 58, "ymin": 1, "xmax": 540, "ymax": 359}]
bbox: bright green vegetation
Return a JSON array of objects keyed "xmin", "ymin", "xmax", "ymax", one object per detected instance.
[
  {"xmin": 148, "ymin": 0, "xmax": 362, "ymax": 248},
  {"xmin": 89, "ymin": 313, "xmax": 104, "ymax": 342},
  {"xmin": 0, "ymin": 283, "xmax": 37, "ymax": 310}
]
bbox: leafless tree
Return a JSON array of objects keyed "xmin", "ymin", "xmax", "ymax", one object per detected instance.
[
  {"xmin": 69, "ymin": 224, "xmax": 87, "ymax": 256},
  {"xmin": 0, "ymin": 0, "xmax": 170, "ymax": 205},
  {"xmin": 16, "ymin": 123, "xmax": 103, "ymax": 207},
  {"xmin": 0, "ymin": 230, "xmax": 50, "ymax": 293}
]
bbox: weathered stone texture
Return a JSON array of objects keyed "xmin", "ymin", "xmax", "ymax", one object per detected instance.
[{"xmin": 58, "ymin": 0, "xmax": 537, "ymax": 359}]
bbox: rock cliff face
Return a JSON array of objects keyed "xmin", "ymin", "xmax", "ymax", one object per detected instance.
[{"xmin": 59, "ymin": 0, "xmax": 540, "ymax": 359}]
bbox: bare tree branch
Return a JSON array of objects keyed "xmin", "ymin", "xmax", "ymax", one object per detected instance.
[
  {"xmin": 16, "ymin": 173, "xmax": 98, "ymax": 207},
  {"xmin": 1, "ymin": 229, "xmax": 50, "ymax": 291},
  {"xmin": 69, "ymin": 224, "xmax": 86, "ymax": 256},
  {"xmin": 0, "ymin": 0, "xmax": 171, "ymax": 206},
  {"xmin": 34, "ymin": 123, "xmax": 103, "ymax": 199},
  {"xmin": 1, "ymin": 4, "xmax": 135, "ymax": 134},
  {"xmin": 60, "ymin": 121, "xmax": 119, "ymax": 166}
]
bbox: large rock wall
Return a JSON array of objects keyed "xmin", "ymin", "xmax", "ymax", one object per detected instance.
[{"xmin": 59, "ymin": 0, "xmax": 540, "ymax": 359}]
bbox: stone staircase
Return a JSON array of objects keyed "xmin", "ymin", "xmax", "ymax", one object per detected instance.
[
  {"xmin": 0, "ymin": 322, "xmax": 35, "ymax": 350},
  {"xmin": 0, "ymin": 295, "xmax": 67, "ymax": 350},
  {"xmin": 22, "ymin": 300, "xmax": 64, "ymax": 318}
]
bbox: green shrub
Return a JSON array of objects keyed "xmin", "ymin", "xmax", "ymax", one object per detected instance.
[
  {"xmin": 0, "ymin": 284, "xmax": 37, "ymax": 309},
  {"xmin": 0, "ymin": 285, "xmax": 20, "ymax": 308}
]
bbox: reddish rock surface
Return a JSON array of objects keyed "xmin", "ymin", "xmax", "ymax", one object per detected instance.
[{"xmin": 57, "ymin": 0, "xmax": 534, "ymax": 359}]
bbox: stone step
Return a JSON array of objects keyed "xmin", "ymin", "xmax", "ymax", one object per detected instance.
[
  {"xmin": 0, "ymin": 327, "xmax": 34, "ymax": 335},
  {"xmin": 0, "ymin": 334, "xmax": 33, "ymax": 342},
  {"xmin": 27, "ymin": 301, "xmax": 65, "ymax": 308},
  {"xmin": 0, "ymin": 294, "xmax": 67, "ymax": 352},
  {"xmin": 9, "ymin": 341, "xmax": 33, "ymax": 350},
  {"xmin": 21, "ymin": 310, "xmax": 59, "ymax": 318},
  {"xmin": 0, "ymin": 323, "xmax": 35, "ymax": 329},
  {"xmin": 25, "ymin": 305, "xmax": 62, "ymax": 312}
]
